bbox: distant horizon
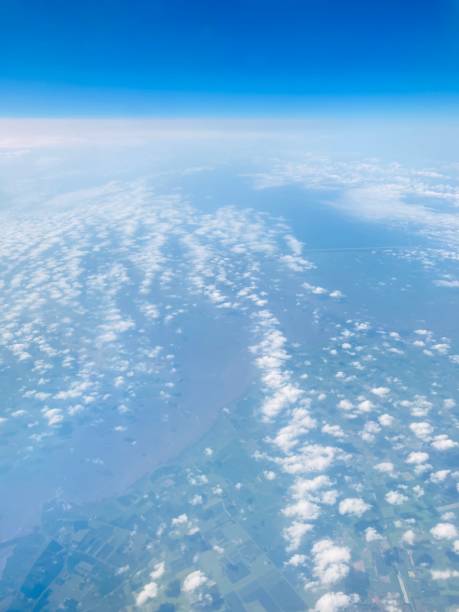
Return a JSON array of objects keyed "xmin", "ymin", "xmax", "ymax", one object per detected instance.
[
  {"xmin": 2, "ymin": 113, "xmax": 459, "ymax": 166},
  {"xmin": 0, "ymin": 93, "xmax": 458, "ymax": 119}
]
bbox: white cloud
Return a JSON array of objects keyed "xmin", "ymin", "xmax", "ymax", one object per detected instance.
[
  {"xmin": 431, "ymin": 434, "xmax": 458, "ymax": 451},
  {"xmin": 40, "ymin": 407, "xmax": 62, "ymax": 428},
  {"xmin": 405, "ymin": 451, "xmax": 429, "ymax": 465},
  {"xmin": 171, "ymin": 513, "xmax": 188, "ymax": 526},
  {"xmin": 374, "ymin": 462, "xmax": 394, "ymax": 474},
  {"xmin": 285, "ymin": 234, "xmax": 303, "ymax": 256},
  {"xmin": 322, "ymin": 423, "xmax": 345, "ymax": 438},
  {"xmin": 409, "ymin": 421, "xmax": 433, "ymax": 440},
  {"xmin": 276, "ymin": 444, "xmax": 343, "ymax": 475},
  {"xmin": 261, "ymin": 382, "xmax": 303, "ymax": 421},
  {"xmin": 337, "ymin": 399, "xmax": 353, "ymax": 411},
  {"xmin": 365, "ymin": 527, "xmax": 383, "ymax": 542},
  {"xmin": 281, "ymin": 253, "xmax": 314, "ymax": 272},
  {"xmin": 150, "ymin": 562, "xmax": 165, "ymax": 580},
  {"xmin": 430, "ymin": 470, "xmax": 450, "ymax": 483},
  {"xmin": 182, "ymin": 570, "xmax": 209, "ymax": 593},
  {"xmin": 312, "ymin": 539, "xmax": 351, "ymax": 585},
  {"xmin": 283, "ymin": 521, "xmax": 313, "ymax": 551},
  {"xmin": 314, "ymin": 592, "xmax": 360, "ymax": 612},
  {"xmin": 431, "ymin": 569, "xmax": 459, "ymax": 580},
  {"xmin": 271, "ymin": 407, "xmax": 316, "ymax": 452},
  {"xmin": 430, "ymin": 523, "xmax": 458, "ymax": 540},
  {"xmin": 290, "ymin": 475, "xmax": 332, "ymax": 498},
  {"xmin": 371, "ymin": 387, "xmax": 390, "ymax": 397},
  {"xmin": 378, "ymin": 414, "xmax": 394, "ymax": 427},
  {"xmin": 135, "ymin": 581, "xmax": 158, "ymax": 606},
  {"xmin": 338, "ymin": 498, "xmax": 371, "ymax": 518},
  {"xmin": 435, "ymin": 279, "xmax": 459, "ymax": 288},
  {"xmin": 385, "ymin": 491, "xmax": 408, "ymax": 505},
  {"xmin": 402, "ymin": 530, "xmax": 416, "ymax": 546},
  {"xmin": 286, "ymin": 553, "xmax": 307, "ymax": 567},
  {"xmin": 283, "ymin": 499, "xmax": 320, "ymax": 521}
]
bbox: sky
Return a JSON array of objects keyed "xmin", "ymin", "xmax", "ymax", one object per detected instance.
[{"xmin": 0, "ymin": 0, "xmax": 458, "ymax": 116}]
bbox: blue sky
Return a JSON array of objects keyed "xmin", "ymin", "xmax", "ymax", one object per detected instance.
[{"xmin": 0, "ymin": 0, "xmax": 458, "ymax": 115}]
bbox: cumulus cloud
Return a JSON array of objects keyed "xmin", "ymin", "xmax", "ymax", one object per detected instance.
[
  {"xmin": 374, "ymin": 462, "xmax": 394, "ymax": 474},
  {"xmin": 430, "ymin": 470, "xmax": 450, "ymax": 483},
  {"xmin": 171, "ymin": 513, "xmax": 188, "ymax": 526},
  {"xmin": 322, "ymin": 423, "xmax": 345, "ymax": 438},
  {"xmin": 182, "ymin": 570, "xmax": 209, "ymax": 593},
  {"xmin": 434, "ymin": 279, "xmax": 459, "ymax": 288},
  {"xmin": 281, "ymin": 253, "xmax": 314, "ymax": 272},
  {"xmin": 285, "ymin": 234, "xmax": 303, "ymax": 256},
  {"xmin": 42, "ymin": 407, "xmax": 64, "ymax": 427},
  {"xmin": 371, "ymin": 387, "xmax": 390, "ymax": 397},
  {"xmin": 286, "ymin": 553, "xmax": 307, "ymax": 567},
  {"xmin": 314, "ymin": 592, "xmax": 360, "ymax": 612},
  {"xmin": 378, "ymin": 414, "xmax": 394, "ymax": 427},
  {"xmin": 283, "ymin": 499, "xmax": 320, "ymax": 521},
  {"xmin": 262, "ymin": 383, "xmax": 303, "ymax": 420},
  {"xmin": 271, "ymin": 407, "xmax": 316, "ymax": 452},
  {"xmin": 150, "ymin": 562, "xmax": 165, "ymax": 580},
  {"xmin": 357, "ymin": 399, "xmax": 374, "ymax": 413},
  {"xmin": 431, "ymin": 569, "xmax": 459, "ymax": 580},
  {"xmin": 312, "ymin": 539, "xmax": 351, "ymax": 585},
  {"xmin": 337, "ymin": 399, "xmax": 353, "ymax": 411},
  {"xmin": 290, "ymin": 475, "xmax": 332, "ymax": 498},
  {"xmin": 409, "ymin": 421, "xmax": 434, "ymax": 440},
  {"xmin": 385, "ymin": 491, "xmax": 408, "ymax": 505},
  {"xmin": 276, "ymin": 444, "xmax": 344, "ymax": 475},
  {"xmin": 405, "ymin": 451, "xmax": 429, "ymax": 465},
  {"xmin": 431, "ymin": 434, "xmax": 458, "ymax": 451},
  {"xmin": 365, "ymin": 527, "xmax": 383, "ymax": 542},
  {"xmin": 135, "ymin": 581, "xmax": 158, "ymax": 606},
  {"xmin": 303, "ymin": 282, "xmax": 329, "ymax": 295},
  {"xmin": 402, "ymin": 530, "xmax": 416, "ymax": 546},
  {"xmin": 338, "ymin": 498, "xmax": 371, "ymax": 518},
  {"xmin": 430, "ymin": 523, "xmax": 458, "ymax": 540},
  {"xmin": 251, "ymin": 322, "xmax": 307, "ymax": 422},
  {"xmin": 283, "ymin": 521, "xmax": 314, "ymax": 551}
]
